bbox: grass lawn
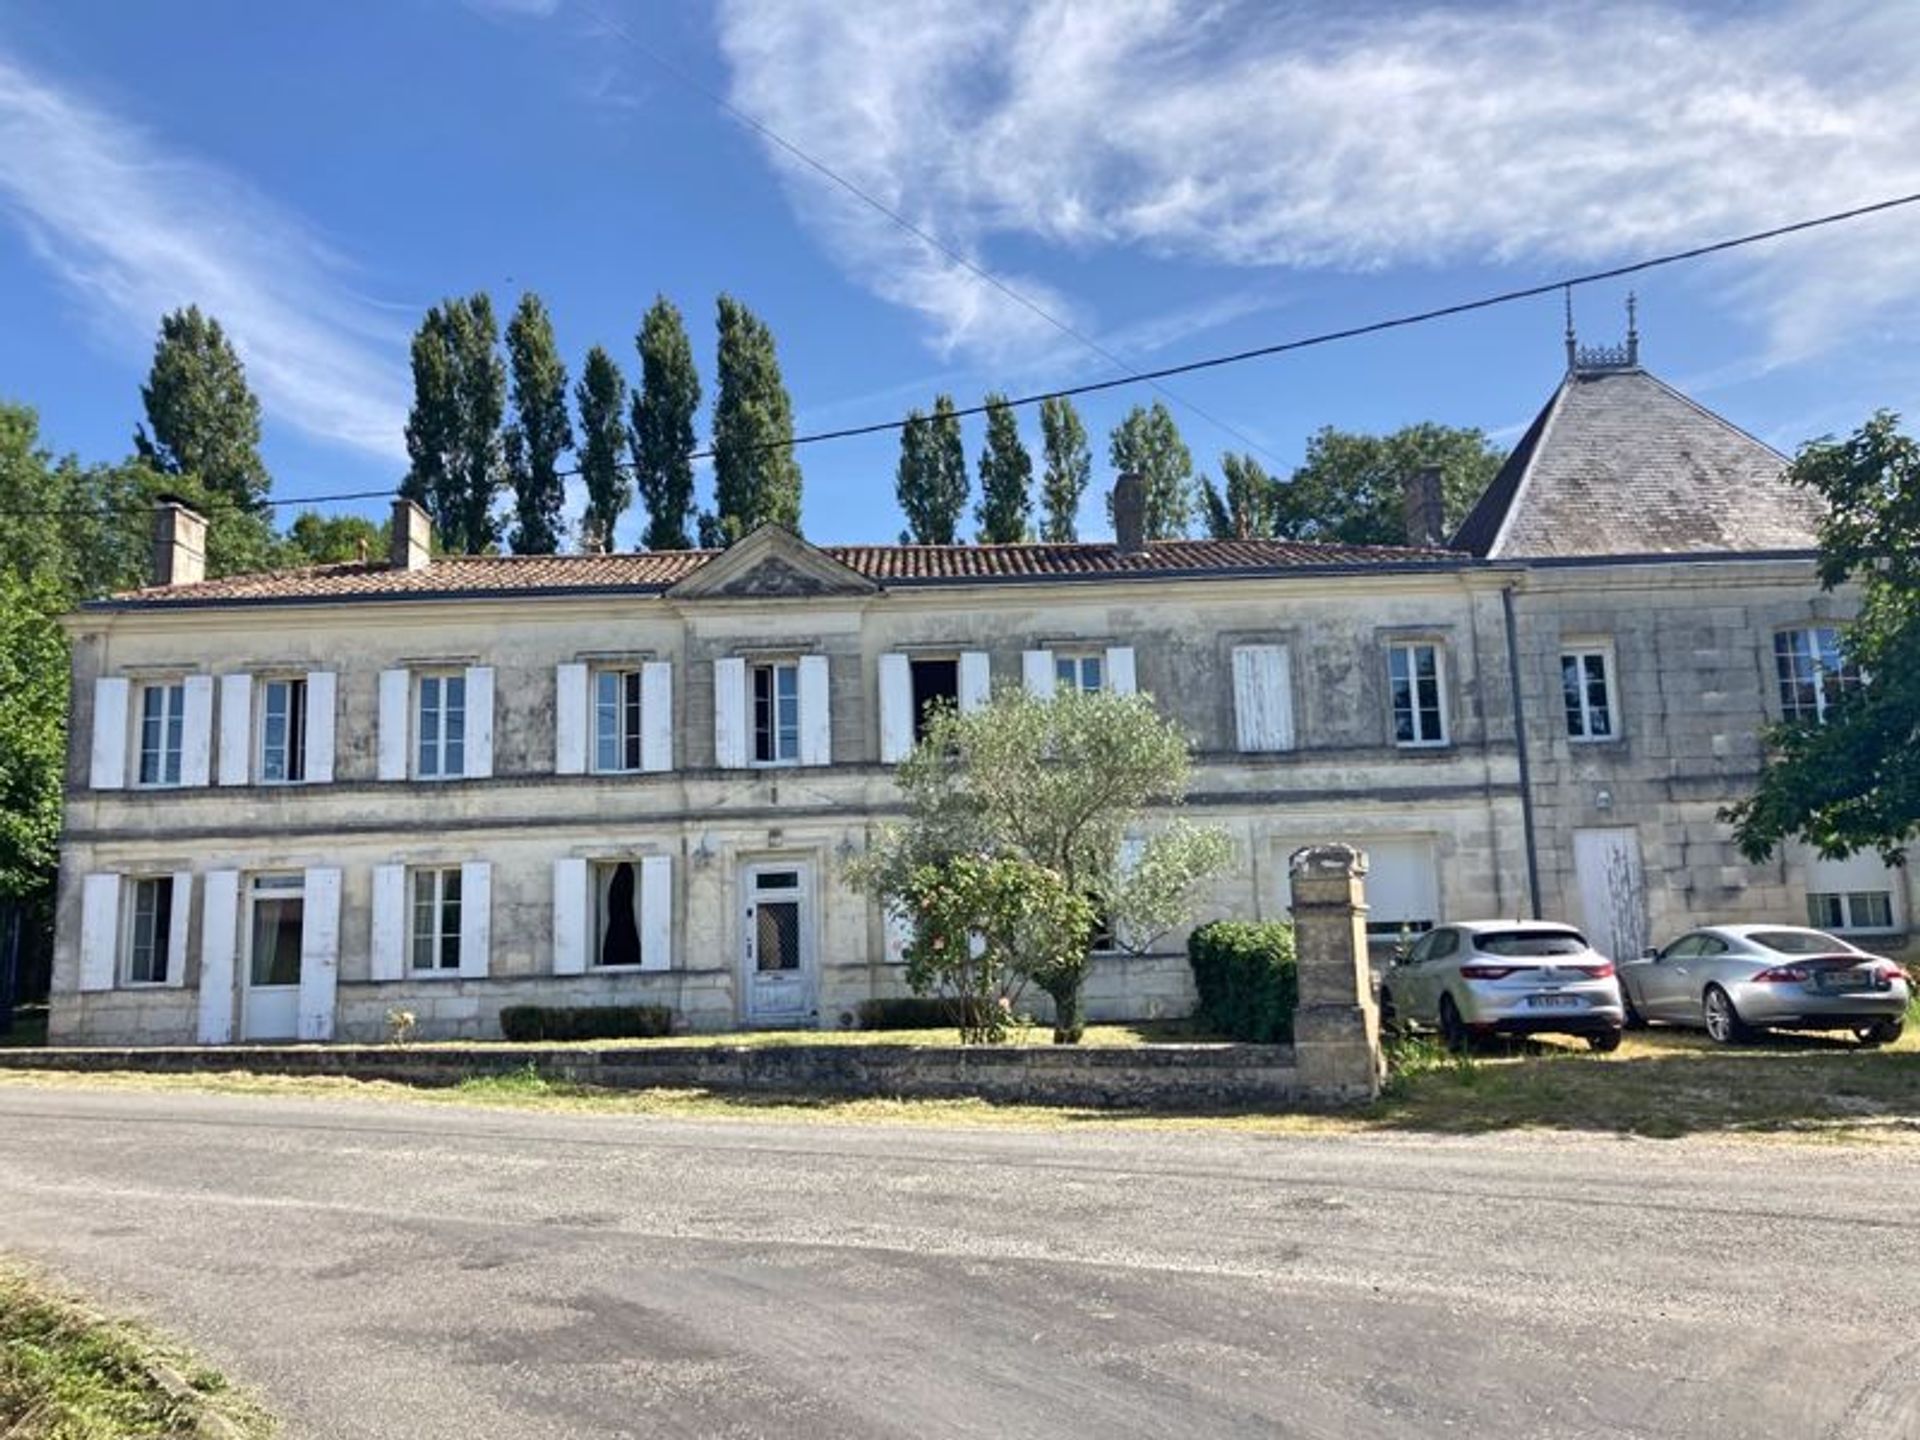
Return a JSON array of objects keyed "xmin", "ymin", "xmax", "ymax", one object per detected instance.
[{"xmin": 0, "ymin": 1265, "xmax": 271, "ymax": 1439}]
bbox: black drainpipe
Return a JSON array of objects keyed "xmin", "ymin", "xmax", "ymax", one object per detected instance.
[{"xmin": 1501, "ymin": 584, "xmax": 1544, "ymax": 919}]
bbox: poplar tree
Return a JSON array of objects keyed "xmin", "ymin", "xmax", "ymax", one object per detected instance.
[
  {"xmin": 574, "ymin": 345, "xmax": 630, "ymax": 553},
  {"xmin": 630, "ymin": 296, "xmax": 701, "ymax": 550},
  {"xmin": 1200, "ymin": 453, "xmax": 1279, "ymax": 539},
  {"xmin": 402, "ymin": 293, "xmax": 506, "ymax": 554},
  {"xmin": 504, "ymin": 293, "xmax": 572, "ymax": 555},
  {"xmin": 1107, "ymin": 401, "xmax": 1194, "ymax": 540},
  {"xmin": 710, "ymin": 294, "xmax": 802, "ymax": 542},
  {"xmin": 1039, "ymin": 396, "xmax": 1091, "ymax": 542},
  {"xmin": 975, "ymin": 394, "xmax": 1033, "ymax": 543},
  {"xmin": 895, "ymin": 394, "xmax": 968, "ymax": 544},
  {"xmin": 134, "ymin": 305, "xmax": 270, "ymax": 511}
]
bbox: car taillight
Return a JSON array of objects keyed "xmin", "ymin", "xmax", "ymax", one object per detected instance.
[
  {"xmin": 1879, "ymin": 962, "xmax": 1910, "ymax": 984},
  {"xmin": 1573, "ymin": 962, "xmax": 1615, "ymax": 978},
  {"xmin": 1751, "ymin": 966, "xmax": 1811, "ymax": 983},
  {"xmin": 1458, "ymin": 965, "xmax": 1517, "ymax": 980}
]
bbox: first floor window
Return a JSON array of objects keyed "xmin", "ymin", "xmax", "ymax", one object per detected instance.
[
  {"xmin": 1054, "ymin": 652, "xmax": 1104, "ymax": 695},
  {"xmin": 137, "ymin": 681, "xmax": 186, "ymax": 786},
  {"xmin": 595, "ymin": 669, "xmax": 644, "ymax": 773},
  {"xmin": 417, "ymin": 673, "xmax": 467, "ymax": 778},
  {"xmin": 1561, "ymin": 649, "xmax": 1615, "ymax": 740},
  {"xmin": 260, "ymin": 677, "xmax": 308, "ymax": 782},
  {"xmin": 752, "ymin": 661, "xmax": 800, "ymax": 764},
  {"xmin": 593, "ymin": 860, "xmax": 645, "ymax": 968},
  {"xmin": 1775, "ymin": 627, "xmax": 1860, "ymax": 723},
  {"xmin": 1388, "ymin": 643, "xmax": 1446, "ymax": 746},
  {"xmin": 411, "ymin": 867, "xmax": 463, "ymax": 972},
  {"xmin": 909, "ymin": 657, "xmax": 960, "ymax": 744},
  {"xmin": 125, "ymin": 877, "xmax": 173, "ymax": 984}
]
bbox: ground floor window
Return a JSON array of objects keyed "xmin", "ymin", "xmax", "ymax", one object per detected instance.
[
  {"xmin": 125, "ymin": 877, "xmax": 173, "ymax": 985},
  {"xmin": 1359, "ymin": 837, "xmax": 1439, "ymax": 946},
  {"xmin": 410, "ymin": 867, "xmax": 463, "ymax": 972},
  {"xmin": 593, "ymin": 860, "xmax": 645, "ymax": 968},
  {"xmin": 1801, "ymin": 847, "xmax": 1902, "ymax": 935},
  {"xmin": 1807, "ymin": 892, "xmax": 1894, "ymax": 933}
]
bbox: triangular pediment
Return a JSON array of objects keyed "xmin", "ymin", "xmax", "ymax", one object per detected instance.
[{"xmin": 667, "ymin": 523, "xmax": 879, "ymax": 601}]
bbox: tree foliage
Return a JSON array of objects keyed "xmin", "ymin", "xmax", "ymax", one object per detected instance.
[
  {"xmin": 1107, "ymin": 401, "xmax": 1194, "ymax": 540},
  {"xmin": 710, "ymin": 294, "xmax": 802, "ymax": 544},
  {"xmin": 895, "ymin": 394, "xmax": 968, "ymax": 545},
  {"xmin": 133, "ymin": 305, "xmax": 270, "ymax": 512},
  {"xmin": 630, "ymin": 296, "xmax": 701, "ymax": 551},
  {"xmin": 1276, "ymin": 423, "xmax": 1504, "ymax": 546},
  {"xmin": 1725, "ymin": 412, "xmax": 1920, "ymax": 863},
  {"xmin": 574, "ymin": 345, "xmax": 631, "ymax": 553},
  {"xmin": 975, "ymin": 394, "xmax": 1033, "ymax": 543},
  {"xmin": 1039, "ymin": 396, "xmax": 1091, "ymax": 543},
  {"xmin": 1200, "ymin": 453, "xmax": 1279, "ymax": 539},
  {"xmin": 503, "ymin": 292, "xmax": 573, "ymax": 556},
  {"xmin": 402, "ymin": 294, "xmax": 507, "ymax": 554},
  {"xmin": 282, "ymin": 511, "xmax": 386, "ymax": 566},
  {"xmin": 0, "ymin": 569, "xmax": 67, "ymax": 900}
]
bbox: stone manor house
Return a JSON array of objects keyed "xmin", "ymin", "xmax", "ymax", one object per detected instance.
[{"xmin": 48, "ymin": 346, "xmax": 1914, "ymax": 1044}]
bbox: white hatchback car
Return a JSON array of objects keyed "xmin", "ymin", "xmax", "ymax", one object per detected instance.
[{"xmin": 1380, "ymin": 919, "xmax": 1627, "ymax": 1052}]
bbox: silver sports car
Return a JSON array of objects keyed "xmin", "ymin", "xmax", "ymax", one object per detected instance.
[{"xmin": 1619, "ymin": 925, "xmax": 1910, "ymax": 1046}]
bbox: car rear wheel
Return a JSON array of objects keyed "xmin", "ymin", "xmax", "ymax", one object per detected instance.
[
  {"xmin": 1702, "ymin": 985, "xmax": 1750, "ymax": 1045},
  {"xmin": 1439, "ymin": 995, "xmax": 1469, "ymax": 1054},
  {"xmin": 1586, "ymin": 1029, "xmax": 1623, "ymax": 1053},
  {"xmin": 1854, "ymin": 1018, "xmax": 1904, "ymax": 1048}
]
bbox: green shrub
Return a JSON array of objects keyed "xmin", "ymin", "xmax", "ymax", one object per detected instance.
[
  {"xmin": 498, "ymin": 1004, "xmax": 673, "ymax": 1043},
  {"xmin": 854, "ymin": 996, "xmax": 992, "ymax": 1032},
  {"xmin": 1186, "ymin": 920, "xmax": 1298, "ymax": 1043}
]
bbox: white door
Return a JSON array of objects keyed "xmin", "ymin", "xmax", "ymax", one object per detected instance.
[
  {"xmin": 242, "ymin": 873, "xmax": 306, "ymax": 1041},
  {"xmin": 1572, "ymin": 828, "xmax": 1648, "ymax": 966},
  {"xmin": 742, "ymin": 863, "xmax": 814, "ymax": 1026}
]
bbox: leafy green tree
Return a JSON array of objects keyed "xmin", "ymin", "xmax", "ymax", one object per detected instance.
[
  {"xmin": 1277, "ymin": 423, "xmax": 1504, "ymax": 546},
  {"xmin": 1039, "ymin": 396, "xmax": 1091, "ymax": 543},
  {"xmin": 133, "ymin": 305, "xmax": 270, "ymax": 512},
  {"xmin": 503, "ymin": 293, "xmax": 572, "ymax": 555},
  {"xmin": 1725, "ymin": 412, "xmax": 1920, "ymax": 863},
  {"xmin": 895, "ymin": 394, "xmax": 968, "ymax": 545},
  {"xmin": 402, "ymin": 293, "xmax": 506, "ymax": 554},
  {"xmin": 1107, "ymin": 401, "xmax": 1194, "ymax": 540},
  {"xmin": 0, "ymin": 569, "xmax": 67, "ymax": 903},
  {"xmin": 975, "ymin": 394, "xmax": 1033, "ymax": 543},
  {"xmin": 1200, "ymin": 453, "xmax": 1279, "ymax": 540},
  {"xmin": 630, "ymin": 296, "xmax": 701, "ymax": 551},
  {"xmin": 710, "ymin": 294, "xmax": 802, "ymax": 543},
  {"xmin": 283, "ymin": 511, "xmax": 386, "ymax": 566},
  {"xmin": 574, "ymin": 346, "xmax": 630, "ymax": 553}
]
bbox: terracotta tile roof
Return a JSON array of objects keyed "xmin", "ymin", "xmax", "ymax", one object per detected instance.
[{"xmin": 97, "ymin": 536, "xmax": 1460, "ymax": 608}]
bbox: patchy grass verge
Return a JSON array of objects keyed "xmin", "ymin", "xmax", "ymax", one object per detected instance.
[{"xmin": 0, "ymin": 1264, "xmax": 271, "ymax": 1439}]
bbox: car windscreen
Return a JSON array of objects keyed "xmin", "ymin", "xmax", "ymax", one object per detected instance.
[
  {"xmin": 1750, "ymin": 930, "xmax": 1853, "ymax": 955},
  {"xmin": 1473, "ymin": 930, "xmax": 1588, "ymax": 957}
]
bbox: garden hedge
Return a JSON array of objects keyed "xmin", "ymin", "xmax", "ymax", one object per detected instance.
[
  {"xmin": 854, "ymin": 996, "xmax": 993, "ymax": 1032},
  {"xmin": 1186, "ymin": 920, "xmax": 1299, "ymax": 1043},
  {"xmin": 498, "ymin": 1004, "xmax": 674, "ymax": 1043}
]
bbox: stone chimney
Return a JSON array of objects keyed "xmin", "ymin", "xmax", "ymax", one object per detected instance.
[
  {"xmin": 151, "ymin": 497, "xmax": 207, "ymax": 588},
  {"xmin": 390, "ymin": 497, "xmax": 432, "ymax": 571},
  {"xmin": 1112, "ymin": 471, "xmax": 1148, "ymax": 555},
  {"xmin": 1401, "ymin": 464, "xmax": 1446, "ymax": 548}
]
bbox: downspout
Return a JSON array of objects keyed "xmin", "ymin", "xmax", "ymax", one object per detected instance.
[{"xmin": 1501, "ymin": 584, "xmax": 1544, "ymax": 919}]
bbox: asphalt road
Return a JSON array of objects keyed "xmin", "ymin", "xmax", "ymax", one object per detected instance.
[{"xmin": 0, "ymin": 1086, "xmax": 1916, "ymax": 1439}]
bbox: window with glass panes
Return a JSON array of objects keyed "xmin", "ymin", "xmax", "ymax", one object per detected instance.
[
  {"xmin": 410, "ymin": 867, "xmax": 463, "ymax": 972},
  {"xmin": 751, "ymin": 661, "xmax": 800, "ymax": 764},
  {"xmin": 1774, "ymin": 627, "xmax": 1861, "ymax": 723},
  {"xmin": 416, "ymin": 673, "xmax": 467, "ymax": 777},
  {"xmin": 1054, "ymin": 653, "xmax": 1104, "ymax": 695},
  {"xmin": 260, "ymin": 677, "xmax": 308, "ymax": 782},
  {"xmin": 137, "ymin": 682, "xmax": 186, "ymax": 786},
  {"xmin": 1387, "ymin": 643, "xmax": 1446, "ymax": 746},
  {"xmin": 1807, "ymin": 892, "xmax": 1895, "ymax": 932},
  {"xmin": 1561, "ymin": 650, "xmax": 1615, "ymax": 740},
  {"xmin": 594, "ymin": 669, "xmax": 644, "ymax": 773},
  {"xmin": 125, "ymin": 877, "xmax": 173, "ymax": 984}
]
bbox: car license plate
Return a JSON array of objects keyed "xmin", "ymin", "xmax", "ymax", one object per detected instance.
[
  {"xmin": 1527, "ymin": 994, "xmax": 1583, "ymax": 1010},
  {"xmin": 1819, "ymin": 969, "xmax": 1874, "ymax": 992}
]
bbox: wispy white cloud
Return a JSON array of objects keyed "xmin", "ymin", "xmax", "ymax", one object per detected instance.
[
  {"xmin": 715, "ymin": 0, "xmax": 1920, "ymax": 367},
  {"xmin": 0, "ymin": 48, "xmax": 409, "ymax": 462}
]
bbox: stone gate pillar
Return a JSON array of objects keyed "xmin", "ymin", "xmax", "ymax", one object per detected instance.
[{"xmin": 1288, "ymin": 843, "xmax": 1384, "ymax": 1103}]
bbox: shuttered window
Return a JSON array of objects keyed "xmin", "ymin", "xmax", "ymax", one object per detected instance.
[
  {"xmin": 126, "ymin": 877, "xmax": 174, "ymax": 985},
  {"xmin": 752, "ymin": 661, "xmax": 801, "ymax": 764},
  {"xmin": 137, "ymin": 682, "xmax": 186, "ymax": 786},
  {"xmin": 260, "ymin": 677, "xmax": 309, "ymax": 782},
  {"xmin": 410, "ymin": 867, "xmax": 463, "ymax": 973},
  {"xmin": 594, "ymin": 668, "xmax": 645, "ymax": 773},
  {"xmin": 416, "ymin": 673, "xmax": 467, "ymax": 778}
]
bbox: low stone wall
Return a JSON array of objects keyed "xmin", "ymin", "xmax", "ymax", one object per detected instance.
[{"xmin": 0, "ymin": 1040, "xmax": 1302, "ymax": 1111}]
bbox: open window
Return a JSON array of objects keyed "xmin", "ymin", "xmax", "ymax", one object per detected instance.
[{"xmin": 909, "ymin": 658, "xmax": 960, "ymax": 743}]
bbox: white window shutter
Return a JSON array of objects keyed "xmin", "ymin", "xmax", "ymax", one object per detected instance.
[
  {"xmin": 464, "ymin": 666, "xmax": 495, "ymax": 778},
  {"xmin": 1106, "ymin": 647, "xmax": 1137, "ymax": 696},
  {"xmin": 217, "ymin": 674, "xmax": 252, "ymax": 786},
  {"xmin": 89, "ymin": 677, "xmax": 130, "ymax": 790},
  {"xmin": 958, "ymin": 651, "xmax": 991, "ymax": 713},
  {"xmin": 305, "ymin": 671, "xmax": 336, "ymax": 784},
  {"xmin": 1022, "ymin": 650, "xmax": 1054, "ymax": 697},
  {"xmin": 1233, "ymin": 644, "xmax": 1294, "ymax": 752},
  {"xmin": 640, "ymin": 854, "xmax": 672, "ymax": 972},
  {"xmin": 554, "ymin": 662, "xmax": 588, "ymax": 775},
  {"xmin": 714, "ymin": 657, "xmax": 747, "ymax": 768},
  {"xmin": 196, "ymin": 869, "xmax": 239, "ymax": 1044},
  {"xmin": 878, "ymin": 653, "xmax": 913, "ymax": 763},
  {"xmin": 369, "ymin": 864, "xmax": 406, "ymax": 982},
  {"xmin": 297, "ymin": 867, "xmax": 341, "ymax": 1040},
  {"xmin": 458, "ymin": 861, "xmax": 491, "ymax": 979},
  {"xmin": 78, "ymin": 873, "xmax": 120, "ymax": 992},
  {"xmin": 641, "ymin": 660, "xmax": 674, "ymax": 773},
  {"xmin": 377, "ymin": 669, "xmax": 409, "ymax": 780},
  {"xmin": 165, "ymin": 871, "xmax": 192, "ymax": 989},
  {"xmin": 552, "ymin": 857, "xmax": 588, "ymax": 976},
  {"xmin": 798, "ymin": 654, "xmax": 832, "ymax": 767},
  {"xmin": 180, "ymin": 674, "xmax": 214, "ymax": 786}
]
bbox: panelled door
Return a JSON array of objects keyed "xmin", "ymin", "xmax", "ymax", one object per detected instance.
[
  {"xmin": 1572, "ymin": 827, "xmax": 1648, "ymax": 967},
  {"xmin": 742, "ymin": 863, "xmax": 814, "ymax": 1026}
]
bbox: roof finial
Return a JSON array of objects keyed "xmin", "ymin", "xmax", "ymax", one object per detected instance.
[
  {"xmin": 1625, "ymin": 290, "xmax": 1639, "ymax": 367},
  {"xmin": 1563, "ymin": 285, "xmax": 1576, "ymax": 372}
]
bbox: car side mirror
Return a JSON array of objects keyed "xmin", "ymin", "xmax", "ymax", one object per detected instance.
[{"xmin": 1640, "ymin": 947, "xmax": 1659, "ymax": 962}]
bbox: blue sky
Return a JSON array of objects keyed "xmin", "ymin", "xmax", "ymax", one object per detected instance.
[{"xmin": 3, "ymin": 0, "xmax": 1918, "ymax": 547}]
